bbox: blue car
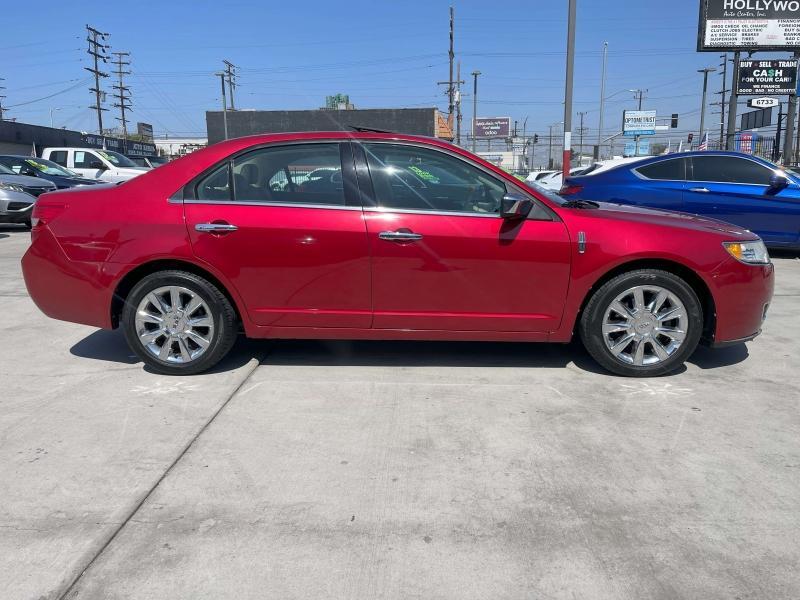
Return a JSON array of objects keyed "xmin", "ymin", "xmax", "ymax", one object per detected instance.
[{"xmin": 561, "ymin": 151, "xmax": 800, "ymax": 249}]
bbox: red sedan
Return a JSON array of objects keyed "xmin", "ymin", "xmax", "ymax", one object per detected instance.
[{"xmin": 22, "ymin": 132, "xmax": 774, "ymax": 376}]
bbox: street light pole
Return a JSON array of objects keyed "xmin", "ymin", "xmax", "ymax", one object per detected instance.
[
  {"xmin": 471, "ymin": 70, "xmax": 481, "ymax": 153},
  {"xmin": 597, "ymin": 41, "xmax": 608, "ymax": 159},
  {"xmin": 49, "ymin": 107, "xmax": 61, "ymax": 129},
  {"xmin": 698, "ymin": 67, "xmax": 716, "ymax": 147},
  {"xmin": 562, "ymin": 0, "xmax": 577, "ymax": 174}
]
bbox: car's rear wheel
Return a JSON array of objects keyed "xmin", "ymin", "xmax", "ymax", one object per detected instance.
[
  {"xmin": 121, "ymin": 270, "xmax": 237, "ymax": 375},
  {"xmin": 580, "ymin": 269, "xmax": 703, "ymax": 377}
]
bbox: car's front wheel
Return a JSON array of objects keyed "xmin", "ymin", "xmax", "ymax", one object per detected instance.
[
  {"xmin": 580, "ymin": 269, "xmax": 703, "ymax": 377},
  {"xmin": 121, "ymin": 270, "xmax": 237, "ymax": 375}
]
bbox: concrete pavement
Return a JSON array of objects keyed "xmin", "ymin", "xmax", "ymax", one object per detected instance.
[{"xmin": 1, "ymin": 226, "xmax": 798, "ymax": 599}]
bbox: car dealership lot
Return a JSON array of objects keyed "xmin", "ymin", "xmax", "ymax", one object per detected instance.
[{"xmin": 1, "ymin": 226, "xmax": 799, "ymax": 599}]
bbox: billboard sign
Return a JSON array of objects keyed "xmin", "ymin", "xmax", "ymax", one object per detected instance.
[
  {"xmin": 622, "ymin": 110, "xmax": 657, "ymax": 136},
  {"xmin": 473, "ymin": 117, "xmax": 511, "ymax": 138},
  {"xmin": 698, "ymin": 0, "xmax": 800, "ymax": 51},
  {"xmin": 136, "ymin": 122, "xmax": 154, "ymax": 141},
  {"xmin": 747, "ymin": 96, "xmax": 780, "ymax": 108},
  {"xmin": 735, "ymin": 131, "xmax": 758, "ymax": 153},
  {"xmin": 737, "ymin": 59, "xmax": 798, "ymax": 95},
  {"xmin": 741, "ymin": 106, "xmax": 773, "ymax": 130}
]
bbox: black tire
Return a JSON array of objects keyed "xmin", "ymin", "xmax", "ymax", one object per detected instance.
[
  {"xmin": 579, "ymin": 269, "xmax": 703, "ymax": 377},
  {"xmin": 121, "ymin": 270, "xmax": 237, "ymax": 375}
]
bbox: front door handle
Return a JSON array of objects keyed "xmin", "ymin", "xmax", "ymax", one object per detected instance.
[
  {"xmin": 195, "ymin": 222, "xmax": 238, "ymax": 233},
  {"xmin": 688, "ymin": 187, "xmax": 710, "ymax": 193},
  {"xmin": 378, "ymin": 230, "xmax": 423, "ymax": 242}
]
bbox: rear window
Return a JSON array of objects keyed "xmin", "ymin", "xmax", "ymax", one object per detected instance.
[
  {"xmin": 636, "ymin": 158, "xmax": 686, "ymax": 181},
  {"xmin": 49, "ymin": 150, "xmax": 68, "ymax": 167}
]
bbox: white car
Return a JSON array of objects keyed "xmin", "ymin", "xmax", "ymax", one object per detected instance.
[
  {"xmin": 41, "ymin": 147, "xmax": 148, "ymax": 183},
  {"xmin": 525, "ymin": 170, "xmax": 558, "ymax": 184},
  {"xmin": 533, "ymin": 166, "xmax": 594, "ymax": 190}
]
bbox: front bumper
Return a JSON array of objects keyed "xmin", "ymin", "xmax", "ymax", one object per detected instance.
[
  {"xmin": 0, "ymin": 189, "xmax": 35, "ymax": 223},
  {"xmin": 711, "ymin": 258, "xmax": 774, "ymax": 345}
]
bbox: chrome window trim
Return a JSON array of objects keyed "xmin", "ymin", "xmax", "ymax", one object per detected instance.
[
  {"xmin": 180, "ymin": 199, "xmax": 362, "ymax": 211},
  {"xmin": 363, "ymin": 206, "xmax": 500, "ymax": 219}
]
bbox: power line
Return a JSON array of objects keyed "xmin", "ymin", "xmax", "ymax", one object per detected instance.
[
  {"xmin": 222, "ymin": 60, "xmax": 237, "ymax": 110},
  {"xmin": 85, "ymin": 24, "xmax": 110, "ymax": 134}
]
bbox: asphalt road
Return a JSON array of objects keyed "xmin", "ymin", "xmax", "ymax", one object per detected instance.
[{"xmin": 1, "ymin": 225, "xmax": 798, "ymax": 600}]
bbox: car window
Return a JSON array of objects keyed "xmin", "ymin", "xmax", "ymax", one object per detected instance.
[
  {"xmin": 691, "ymin": 156, "xmax": 772, "ymax": 185},
  {"xmin": 74, "ymin": 151, "xmax": 101, "ymax": 169},
  {"xmin": 196, "ymin": 162, "xmax": 231, "ymax": 201},
  {"xmin": 636, "ymin": 158, "xmax": 686, "ymax": 181},
  {"xmin": 363, "ymin": 143, "xmax": 506, "ymax": 213},
  {"xmin": 231, "ymin": 143, "xmax": 345, "ymax": 205},
  {"xmin": 49, "ymin": 151, "xmax": 68, "ymax": 167}
]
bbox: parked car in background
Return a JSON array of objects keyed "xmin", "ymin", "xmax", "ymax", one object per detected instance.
[
  {"xmin": 0, "ymin": 155, "xmax": 101, "ymax": 189},
  {"xmin": 525, "ymin": 169, "xmax": 558, "ymax": 183},
  {"xmin": 22, "ymin": 132, "xmax": 773, "ymax": 378},
  {"xmin": 41, "ymin": 147, "xmax": 148, "ymax": 183},
  {"xmin": 129, "ymin": 155, "xmax": 169, "ymax": 169},
  {"xmin": 534, "ymin": 166, "xmax": 594, "ymax": 190},
  {"xmin": 561, "ymin": 151, "xmax": 800, "ymax": 249},
  {"xmin": 0, "ymin": 163, "xmax": 56, "ymax": 226}
]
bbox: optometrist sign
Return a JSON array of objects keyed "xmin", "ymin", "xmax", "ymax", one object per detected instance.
[
  {"xmin": 622, "ymin": 110, "xmax": 657, "ymax": 136},
  {"xmin": 737, "ymin": 59, "xmax": 798, "ymax": 94},
  {"xmin": 698, "ymin": 0, "xmax": 800, "ymax": 51}
]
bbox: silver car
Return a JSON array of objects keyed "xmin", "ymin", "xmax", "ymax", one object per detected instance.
[{"xmin": 0, "ymin": 163, "xmax": 57, "ymax": 226}]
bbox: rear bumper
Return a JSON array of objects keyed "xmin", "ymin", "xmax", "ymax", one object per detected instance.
[
  {"xmin": 0, "ymin": 189, "xmax": 35, "ymax": 223},
  {"xmin": 22, "ymin": 226, "xmax": 114, "ymax": 329},
  {"xmin": 711, "ymin": 258, "xmax": 774, "ymax": 345}
]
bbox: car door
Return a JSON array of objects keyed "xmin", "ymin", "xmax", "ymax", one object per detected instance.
[
  {"xmin": 355, "ymin": 142, "xmax": 571, "ymax": 333},
  {"xmin": 72, "ymin": 150, "xmax": 106, "ymax": 180},
  {"xmin": 686, "ymin": 154, "xmax": 800, "ymax": 246},
  {"xmin": 183, "ymin": 141, "xmax": 372, "ymax": 329},
  {"xmin": 627, "ymin": 157, "xmax": 688, "ymax": 210}
]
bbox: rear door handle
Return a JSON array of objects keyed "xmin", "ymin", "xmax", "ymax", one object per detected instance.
[
  {"xmin": 688, "ymin": 187, "xmax": 710, "ymax": 193},
  {"xmin": 195, "ymin": 222, "xmax": 238, "ymax": 233},
  {"xmin": 378, "ymin": 230, "xmax": 423, "ymax": 242}
]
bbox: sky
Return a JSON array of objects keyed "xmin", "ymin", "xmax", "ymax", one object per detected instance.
[{"xmin": 0, "ymin": 0, "xmax": 786, "ymax": 154}]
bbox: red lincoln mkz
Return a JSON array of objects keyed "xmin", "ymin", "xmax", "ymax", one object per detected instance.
[{"xmin": 22, "ymin": 131, "xmax": 774, "ymax": 376}]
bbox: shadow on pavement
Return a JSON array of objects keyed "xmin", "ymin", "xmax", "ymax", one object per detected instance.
[
  {"xmin": 70, "ymin": 329, "xmax": 261, "ymax": 374},
  {"xmin": 688, "ymin": 343, "xmax": 749, "ymax": 369},
  {"xmin": 70, "ymin": 330, "xmax": 750, "ymax": 376},
  {"xmin": 0, "ymin": 234, "xmax": 8, "ymax": 240}
]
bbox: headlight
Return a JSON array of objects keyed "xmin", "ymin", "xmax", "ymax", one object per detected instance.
[
  {"xmin": 723, "ymin": 240, "xmax": 770, "ymax": 265},
  {"xmin": 0, "ymin": 182, "xmax": 25, "ymax": 193}
]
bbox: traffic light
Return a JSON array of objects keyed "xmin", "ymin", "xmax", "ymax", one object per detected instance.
[
  {"xmin": 533, "ymin": 133, "xmax": 539, "ymax": 143},
  {"xmin": 671, "ymin": 113, "xmax": 679, "ymax": 128},
  {"xmin": 687, "ymin": 133, "xmax": 694, "ymax": 144}
]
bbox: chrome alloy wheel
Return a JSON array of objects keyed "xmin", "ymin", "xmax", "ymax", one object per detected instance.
[
  {"xmin": 133, "ymin": 286, "xmax": 214, "ymax": 364},
  {"xmin": 601, "ymin": 285, "xmax": 688, "ymax": 367}
]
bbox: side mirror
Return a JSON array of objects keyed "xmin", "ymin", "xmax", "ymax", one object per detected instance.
[
  {"xmin": 89, "ymin": 161, "xmax": 107, "ymax": 170},
  {"xmin": 500, "ymin": 193, "xmax": 534, "ymax": 219},
  {"xmin": 768, "ymin": 173, "xmax": 789, "ymax": 191}
]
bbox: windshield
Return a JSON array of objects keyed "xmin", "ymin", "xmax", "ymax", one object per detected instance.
[
  {"xmin": 96, "ymin": 150, "xmax": 138, "ymax": 168},
  {"xmin": 0, "ymin": 163, "xmax": 14, "ymax": 175},
  {"xmin": 22, "ymin": 157, "xmax": 79, "ymax": 177}
]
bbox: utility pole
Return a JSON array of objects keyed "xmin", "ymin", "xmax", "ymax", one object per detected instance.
[
  {"xmin": 456, "ymin": 61, "xmax": 463, "ymax": 145},
  {"xmin": 222, "ymin": 60, "xmax": 237, "ymax": 110},
  {"xmin": 726, "ymin": 51, "xmax": 741, "ymax": 150},
  {"xmin": 631, "ymin": 88, "xmax": 647, "ymax": 156},
  {"xmin": 782, "ymin": 52, "xmax": 800, "ymax": 166},
  {"xmin": 111, "ymin": 52, "xmax": 132, "ymax": 152},
  {"xmin": 85, "ymin": 25, "xmax": 110, "ymax": 135},
  {"xmin": 215, "ymin": 72, "xmax": 228, "ymax": 140},
  {"xmin": 562, "ymin": 0, "xmax": 577, "ymax": 173},
  {"xmin": 698, "ymin": 67, "xmax": 716, "ymax": 147},
  {"xmin": 718, "ymin": 53, "xmax": 728, "ymax": 146},
  {"xmin": 0, "ymin": 77, "xmax": 6, "ymax": 121},
  {"xmin": 471, "ymin": 70, "xmax": 480, "ymax": 153},
  {"xmin": 448, "ymin": 6, "xmax": 455, "ymax": 128},
  {"xmin": 596, "ymin": 41, "xmax": 608, "ymax": 159},
  {"xmin": 577, "ymin": 111, "xmax": 588, "ymax": 163}
]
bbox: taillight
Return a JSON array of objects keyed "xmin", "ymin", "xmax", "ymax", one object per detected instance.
[
  {"xmin": 559, "ymin": 183, "xmax": 583, "ymax": 196},
  {"xmin": 31, "ymin": 198, "xmax": 69, "ymax": 227}
]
